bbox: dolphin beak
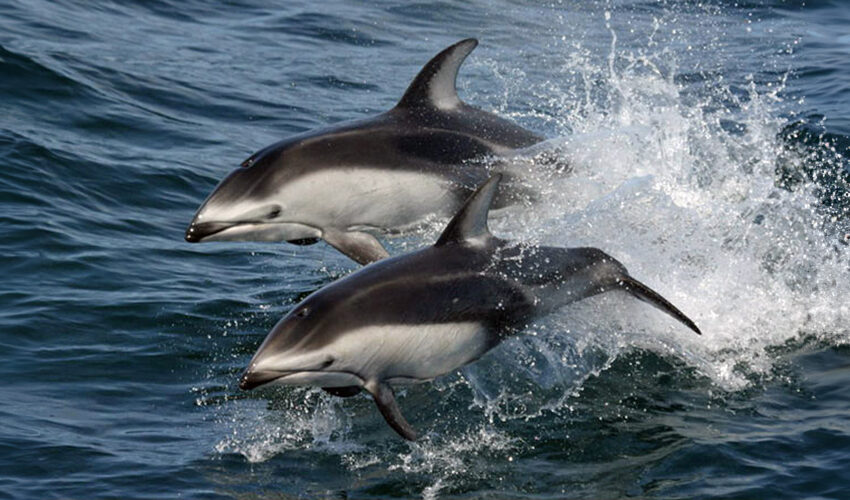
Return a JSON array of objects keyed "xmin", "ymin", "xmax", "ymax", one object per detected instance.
[
  {"xmin": 185, "ymin": 221, "xmax": 235, "ymax": 242},
  {"xmin": 239, "ymin": 368, "xmax": 284, "ymax": 390}
]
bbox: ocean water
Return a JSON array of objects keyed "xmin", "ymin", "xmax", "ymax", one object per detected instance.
[{"xmin": 1, "ymin": 0, "xmax": 849, "ymax": 498}]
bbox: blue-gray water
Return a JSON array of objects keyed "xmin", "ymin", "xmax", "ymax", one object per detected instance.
[{"xmin": 2, "ymin": 1, "xmax": 849, "ymax": 498}]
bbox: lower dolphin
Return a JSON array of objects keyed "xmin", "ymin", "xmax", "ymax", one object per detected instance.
[{"xmin": 239, "ymin": 175, "xmax": 701, "ymax": 440}]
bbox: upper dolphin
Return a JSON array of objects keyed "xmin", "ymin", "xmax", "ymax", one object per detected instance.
[
  {"xmin": 185, "ymin": 38, "xmax": 543, "ymax": 264},
  {"xmin": 239, "ymin": 175, "xmax": 701, "ymax": 441}
]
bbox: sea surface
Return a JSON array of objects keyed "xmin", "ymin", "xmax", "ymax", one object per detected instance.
[{"xmin": 1, "ymin": 1, "xmax": 849, "ymax": 498}]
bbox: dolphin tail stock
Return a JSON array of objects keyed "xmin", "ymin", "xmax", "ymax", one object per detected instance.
[
  {"xmin": 615, "ymin": 275, "xmax": 702, "ymax": 335},
  {"xmin": 365, "ymin": 380, "xmax": 418, "ymax": 441}
]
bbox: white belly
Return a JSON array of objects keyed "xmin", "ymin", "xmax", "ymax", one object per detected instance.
[
  {"xmin": 328, "ymin": 322, "xmax": 491, "ymax": 382},
  {"xmin": 276, "ymin": 169, "xmax": 453, "ymax": 231}
]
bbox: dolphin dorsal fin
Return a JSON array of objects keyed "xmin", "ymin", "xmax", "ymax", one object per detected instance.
[
  {"xmin": 396, "ymin": 38, "xmax": 478, "ymax": 111},
  {"xmin": 436, "ymin": 174, "xmax": 501, "ymax": 247}
]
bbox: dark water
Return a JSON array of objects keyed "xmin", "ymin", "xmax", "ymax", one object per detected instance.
[{"xmin": 2, "ymin": 1, "xmax": 849, "ymax": 498}]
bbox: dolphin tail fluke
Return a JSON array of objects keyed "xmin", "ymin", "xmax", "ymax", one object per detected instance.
[
  {"xmin": 366, "ymin": 381, "xmax": 418, "ymax": 441},
  {"xmin": 616, "ymin": 276, "xmax": 702, "ymax": 335}
]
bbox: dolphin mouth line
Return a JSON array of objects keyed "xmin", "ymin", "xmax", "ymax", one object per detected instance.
[
  {"xmin": 239, "ymin": 369, "xmax": 364, "ymax": 391},
  {"xmin": 185, "ymin": 221, "xmax": 322, "ymax": 243},
  {"xmin": 185, "ymin": 221, "xmax": 236, "ymax": 242}
]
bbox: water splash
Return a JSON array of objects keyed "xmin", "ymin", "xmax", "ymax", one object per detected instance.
[
  {"xmin": 489, "ymin": 13, "xmax": 850, "ymax": 397},
  {"xmin": 213, "ymin": 388, "xmax": 364, "ymax": 463}
]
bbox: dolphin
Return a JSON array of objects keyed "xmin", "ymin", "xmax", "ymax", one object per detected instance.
[
  {"xmin": 185, "ymin": 38, "xmax": 543, "ymax": 264},
  {"xmin": 239, "ymin": 175, "xmax": 701, "ymax": 441}
]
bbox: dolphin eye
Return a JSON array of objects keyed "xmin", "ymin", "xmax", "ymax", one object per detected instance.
[{"xmin": 267, "ymin": 206, "xmax": 282, "ymax": 219}]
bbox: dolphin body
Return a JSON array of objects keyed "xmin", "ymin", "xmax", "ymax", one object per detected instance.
[
  {"xmin": 239, "ymin": 175, "xmax": 701, "ymax": 441},
  {"xmin": 185, "ymin": 38, "xmax": 543, "ymax": 264}
]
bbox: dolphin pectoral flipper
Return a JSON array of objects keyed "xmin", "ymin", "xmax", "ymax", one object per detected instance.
[
  {"xmin": 617, "ymin": 275, "xmax": 702, "ymax": 335},
  {"xmin": 323, "ymin": 229, "xmax": 389, "ymax": 265},
  {"xmin": 366, "ymin": 380, "xmax": 418, "ymax": 441}
]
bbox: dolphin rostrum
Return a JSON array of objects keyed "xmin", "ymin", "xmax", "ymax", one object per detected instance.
[
  {"xmin": 239, "ymin": 175, "xmax": 701, "ymax": 441},
  {"xmin": 185, "ymin": 38, "xmax": 543, "ymax": 264}
]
